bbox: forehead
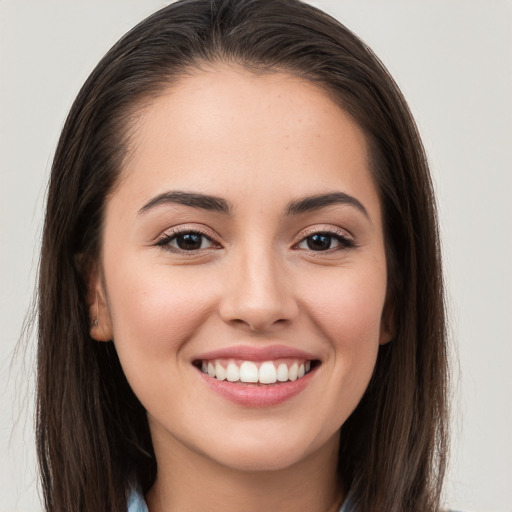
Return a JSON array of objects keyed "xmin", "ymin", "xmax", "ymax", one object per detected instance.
[{"xmin": 114, "ymin": 64, "xmax": 379, "ymax": 220}]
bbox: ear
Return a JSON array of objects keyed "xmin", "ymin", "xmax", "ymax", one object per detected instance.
[
  {"xmin": 379, "ymin": 295, "xmax": 395, "ymax": 345},
  {"xmin": 87, "ymin": 266, "xmax": 113, "ymax": 342}
]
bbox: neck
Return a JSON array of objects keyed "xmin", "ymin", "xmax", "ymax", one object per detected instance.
[{"xmin": 145, "ymin": 429, "xmax": 343, "ymax": 512}]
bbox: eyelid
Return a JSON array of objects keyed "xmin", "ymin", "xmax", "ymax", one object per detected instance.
[
  {"xmin": 292, "ymin": 224, "xmax": 357, "ymax": 252},
  {"xmin": 155, "ymin": 224, "xmax": 209, "ymax": 240},
  {"xmin": 295, "ymin": 224, "xmax": 354, "ymax": 243}
]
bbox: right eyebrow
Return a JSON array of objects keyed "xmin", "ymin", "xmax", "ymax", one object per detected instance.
[{"xmin": 138, "ymin": 190, "xmax": 232, "ymax": 215}]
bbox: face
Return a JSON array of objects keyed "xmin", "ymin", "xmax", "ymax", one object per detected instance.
[{"xmin": 91, "ymin": 65, "xmax": 391, "ymax": 472}]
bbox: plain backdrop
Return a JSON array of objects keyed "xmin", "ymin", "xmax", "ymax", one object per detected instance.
[{"xmin": 1, "ymin": 1, "xmax": 511, "ymax": 511}]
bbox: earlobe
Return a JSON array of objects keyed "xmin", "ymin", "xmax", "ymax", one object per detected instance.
[
  {"xmin": 88, "ymin": 268, "xmax": 113, "ymax": 342},
  {"xmin": 379, "ymin": 296, "xmax": 395, "ymax": 345},
  {"xmin": 90, "ymin": 308, "xmax": 113, "ymax": 341},
  {"xmin": 379, "ymin": 325, "xmax": 393, "ymax": 345}
]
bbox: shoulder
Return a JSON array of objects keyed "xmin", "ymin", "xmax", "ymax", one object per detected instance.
[{"xmin": 126, "ymin": 489, "xmax": 149, "ymax": 512}]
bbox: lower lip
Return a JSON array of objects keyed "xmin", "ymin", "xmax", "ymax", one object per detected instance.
[{"xmin": 197, "ymin": 367, "xmax": 316, "ymax": 407}]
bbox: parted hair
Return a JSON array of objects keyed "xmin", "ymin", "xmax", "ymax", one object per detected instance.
[{"xmin": 37, "ymin": 1, "xmax": 449, "ymax": 511}]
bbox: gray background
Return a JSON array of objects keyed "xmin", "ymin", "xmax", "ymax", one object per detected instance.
[{"xmin": 1, "ymin": 1, "xmax": 511, "ymax": 511}]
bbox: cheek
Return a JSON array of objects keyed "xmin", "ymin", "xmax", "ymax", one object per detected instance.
[
  {"xmin": 104, "ymin": 260, "xmax": 215, "ymax": 363},
  {"xmin": 328, "ymin": 284, "xmax": 384, "ymax": 349},
  {"xmin": 298, "ymin": 264, "xmax": 386, "ymax": 377},
  {"xmin": 304, "ymin": 264, "xmax": 386, "ymax": 333}
]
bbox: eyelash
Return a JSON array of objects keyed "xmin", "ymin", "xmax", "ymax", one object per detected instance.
[
  {"xmin": 294, "ymin": 228, "xmax": 355, "ymax": 253},
  {"xmin": 154, "ymin": 228, "xmax": 218, "ymax": 253},
  {"xmin": 154, "ymin": 227, "xmax": 355, "ymax": 254}
]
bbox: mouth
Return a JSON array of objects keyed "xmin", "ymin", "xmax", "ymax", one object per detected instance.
[
  {"xmin": 193, "ymin": 358, "xmax": 320, "ymax": 385},
  {"xmin": 192, "ymin": 345, "xmax": 321, "ymax": 406}
]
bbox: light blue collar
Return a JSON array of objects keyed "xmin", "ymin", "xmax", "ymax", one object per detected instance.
[{"xmin": 127, "ymin": 489, "xmax": 149, "ymax": 512}]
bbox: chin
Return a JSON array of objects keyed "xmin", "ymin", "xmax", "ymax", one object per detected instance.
[
  {"xmin": 196, "ymin": 426, "xmax": 335, "ymax": 473},
  {"xmin": 209, "ymin": 444, "xmax": 311, "ymax": 473}
]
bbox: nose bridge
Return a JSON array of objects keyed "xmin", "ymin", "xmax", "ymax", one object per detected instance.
[{"xmin": 220, "ymin": 240, "xmax": 297, "ymax": 331}]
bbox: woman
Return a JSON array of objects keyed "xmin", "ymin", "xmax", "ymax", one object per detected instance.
[{"xmin": 37, "ymin": 0, "xmax": 449, "ymax": 511}]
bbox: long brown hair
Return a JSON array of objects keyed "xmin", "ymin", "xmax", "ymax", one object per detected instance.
[{"xmin": 37, "ymin": 1, "xmax": 449, "ymax": 510}]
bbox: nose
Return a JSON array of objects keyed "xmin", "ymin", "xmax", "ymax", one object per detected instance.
[{"xmin": 218, "ymin": 248, "xmax": 298, "ymax": 332}]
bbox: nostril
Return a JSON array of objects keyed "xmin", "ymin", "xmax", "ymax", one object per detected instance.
[{"xmin": 224, "ymin": 314, "xmax": 292, "ymax": 333}]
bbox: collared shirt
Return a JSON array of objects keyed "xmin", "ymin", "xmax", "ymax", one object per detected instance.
[{"xmin": 127, "ymin": 490, "xmax": 149, "ymax": 512}]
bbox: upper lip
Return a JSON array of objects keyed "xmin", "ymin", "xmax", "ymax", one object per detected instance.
[{"xmin": 193, "ymin": 344, "xmax": 319, "ymax": 362}]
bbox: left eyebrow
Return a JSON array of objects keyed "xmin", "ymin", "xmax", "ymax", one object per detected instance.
[{"xmin": 285, "ymin": 192, "xmax": 370, "ymax": 219}]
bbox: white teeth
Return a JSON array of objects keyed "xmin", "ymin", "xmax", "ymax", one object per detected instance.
[
  {"xmin": 259, "ymin": 361, "xmax": 277, "ymax": 384},
  {"xmin": 226, "ymin": 362, "xmax": 240, "ymax": 382},
  {"xmin": 200, "ymin": 359, "xmax": 314, "ymax": 384},
  {"xmin": 215, "ymin": 361, "xmax": 226, "ymax": 381},
  {"xmin": 288, "ymin": 362, "xmax": 298, "ymax": 381},
  {"xmin": 240, "ymin": 361, "xmax": 259, "ymax": 383},
  {"xmin": 277, "ymin": 363, "xmax": 289, "ymax": 382}
]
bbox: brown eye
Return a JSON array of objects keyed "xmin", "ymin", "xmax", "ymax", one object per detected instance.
[
  {"xmin": 297, "ymin": 231, "xmax": 355, "ymax": 252},
  {"xmin": 306, "ymin": 233, "xmax": 332, "ymax": 251},
  {"xmin": 175, "ymin": 233, "xmax": 204, "ymax": 250},
  {"xmin": 156, "ymin": 231, "xmax": 216, "ymax": 252}
]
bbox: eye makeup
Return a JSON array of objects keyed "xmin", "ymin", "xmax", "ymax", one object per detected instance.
[
  {"xmin": 154, "ymin": 225, "xmax": 221, "ymax": 254},
  {"xmin": 153, "ymin": 224, "xmax": 357, "ymax": 257},
  {"xmin": 294, "ymin": 226, "xmax": 356, "ymax": 253}
]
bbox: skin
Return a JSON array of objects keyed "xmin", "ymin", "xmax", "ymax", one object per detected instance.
[{"xmin": 90, "ymin": 65, "xmax": 392, "ymax": 512}]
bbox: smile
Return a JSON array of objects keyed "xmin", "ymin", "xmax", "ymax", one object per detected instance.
[
  {"xmin": 192, "ymin": 345, "xmax": 320, "ymax": 406},
  {"xmin": 197, "ymin": 359, "xmax": 314, "ymax": 384}
]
